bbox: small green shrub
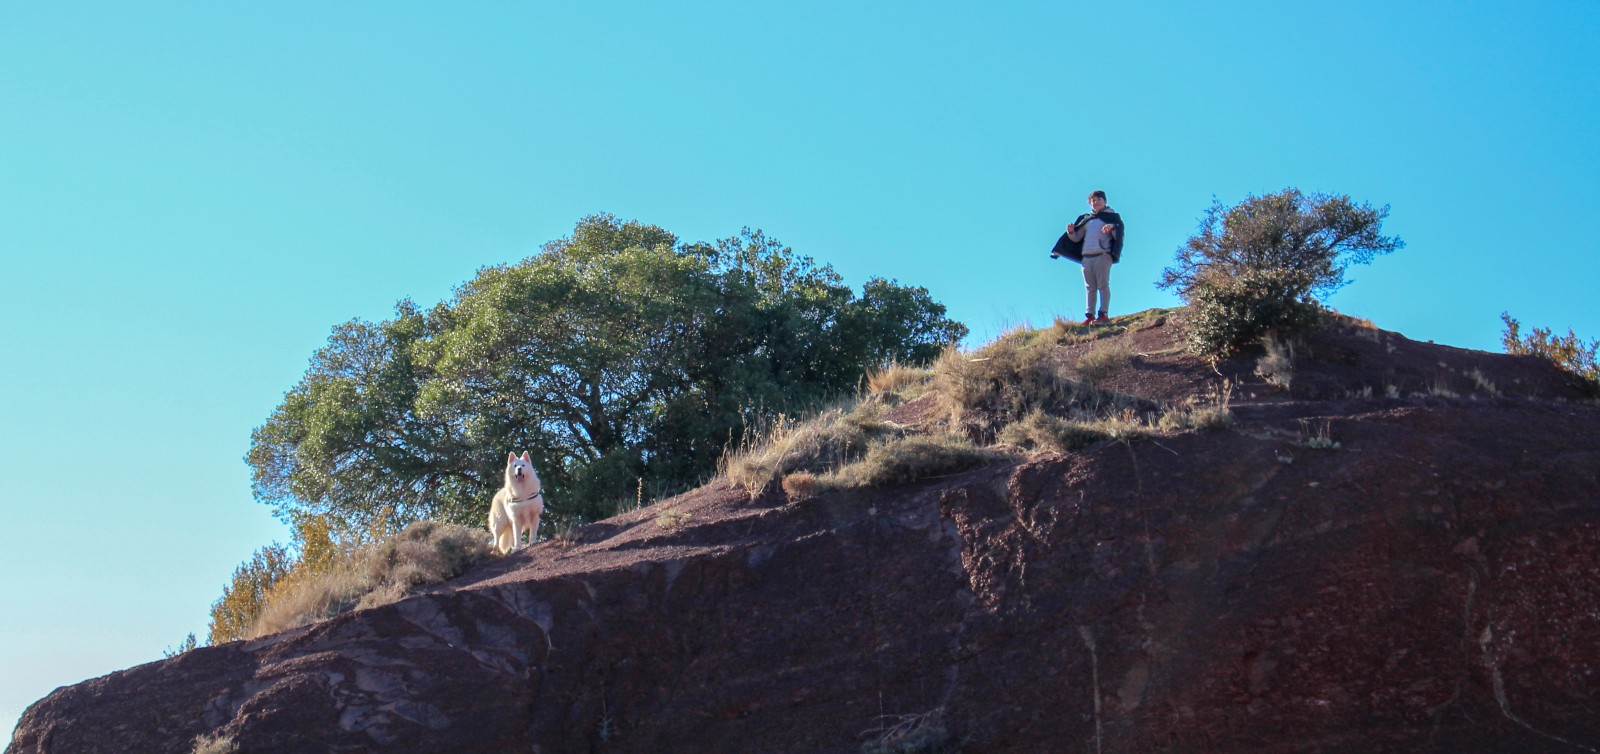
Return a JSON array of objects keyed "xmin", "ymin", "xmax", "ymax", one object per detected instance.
[{"xmin": 1181, "ymin": 267, "xmax": 1324, "ymax": 358}]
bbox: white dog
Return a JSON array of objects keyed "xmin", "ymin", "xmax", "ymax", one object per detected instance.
[{"xmin": 488, "ymin": 451, "xmax": 544, "ymax": 554}]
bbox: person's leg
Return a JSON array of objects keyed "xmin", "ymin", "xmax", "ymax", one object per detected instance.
[
  {"xmin": 1096, "ymin": 262, "xmax": 1111, "ymax": 320},
  {"xmin": 1083, "ymin": 255, "xmax": 1110, "ymax": 320},
  {"xmin": 1081, "ymin": 259, "xmax": 1098, "ymax": 322}
]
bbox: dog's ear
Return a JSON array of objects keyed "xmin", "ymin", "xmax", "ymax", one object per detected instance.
[
  {"xmin": 506, "ymin": 452, "xmax": 516, "ymax": 463},
  {"xmin": 520, "ymin": 451, "xmax": 532, "ymax": 462}
]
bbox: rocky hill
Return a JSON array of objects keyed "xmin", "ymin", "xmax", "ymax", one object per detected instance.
[{"xmin": 11, "ymin": 311, "xmax": 1600, "ymax": 754}]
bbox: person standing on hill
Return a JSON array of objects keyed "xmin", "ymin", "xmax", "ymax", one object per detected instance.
[{"xmin": 1050, "ymin": 190, "xmax": 1125, "ymax": 325}]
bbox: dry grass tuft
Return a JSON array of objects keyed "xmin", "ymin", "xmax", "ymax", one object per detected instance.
[
  {"xmin": 1074, "ymin": 339, "xmax": 1134, "ymax": 386},
  {"xmin": 997, "ymin": 409, "xmax": 1112, "ymax": 453},
  {"xmin": 655, "ymin": 509, "xmax": 691, "ymax": 529},
  {"xmin": 1159, "ymin": 382, "xmax": 1235, "ymax": 432},
  {"xmin": 1255, "ymin": 334, "xmax": 1295, "ymax": 389},
  {"xmin": 191, "ymin": 733, "xmax": 239, "ymax": 754},
  {"xmin": 866, "ymin": 362, "xmax": 931, "ymax": 397},
  {"xmin": 931, "ymin": 337, "xmax": 1064, "ymax": 433},
  {"xmin": 781, "ymin": 471, "xmax": 818, "ymax": 502},
  {"xmin": 720, "ymin": 402, "xmax": 899, "ymax": 496},
  {"xmin": 249, "ymin": 521, "xmax": 493, "ymax": 638},
  {"xmin": 824, "ymin": 434, "xmax": 1013, "ymax": 488}
]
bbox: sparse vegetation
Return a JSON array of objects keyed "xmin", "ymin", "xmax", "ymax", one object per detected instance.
[
  {"xmin": 191, "ymin": 733, "xmax": 238, "ymax": 754},
  {"xmin": 1299, "ymin": 419, "xmax": 1341, "ymax": 449},
  {"xmin": 1255, "ymin": 334, "xmax": 1296, "ymax": 390},
  {"xmin": 781, "ymin": 471, "xmax": 818, "ymax": 501},
  {"xmin": 931, "ymin": 333, "xmax": 1064, "ymax": 434},
  {"xmin": 1074, "ymin": 338, "xmax": 1134, "ymax": 386},
  {"xmin": 720, "ymin": 402, "xmax": 901, "ymax": 496},
  {"xmin": 1160, "ymin": 189, "xmax": 1403, "ymax": 357},
  {"xmin": 1158, "ymin": 382, "xmax": 1234, "ymax": 432},
  {"xmin": 866, "ymin": 362, "xmax": 932, "ymax": 398},
  {"xmin": 997, "ymin": 409, "xmax": 1112, "ymax": 452},
  {"xmin": 247, "ymin": 521, "xmax": 493, "ymax": 639},
  {"xmin": 655, "ymin": 509, "xmax": 691, "ymax": 529},
  {"xmin": 823, "ymin": 435, "xmax": 1012, "ymax": 489},
  {"xmin": 163, "ymin": 633, "xmax": 198, "ymax": 658},
  {"xmin": 861, "ymin": 709, "xmax": 962, "ymax": 754},
  {"xmin": 1501, "ymin": 312, "xmax": 1600, "ymax": 393}
]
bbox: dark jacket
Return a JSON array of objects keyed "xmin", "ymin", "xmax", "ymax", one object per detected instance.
[{"xmin": 1050, "ymin": 208, "xmax": 1125, "ymax": 263}]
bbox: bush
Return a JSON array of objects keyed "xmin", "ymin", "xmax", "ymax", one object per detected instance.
[
  {"xmin": 997, "ymin": 410, "xmax": 1112, "ymax": 452},
  {"xmin": 191, "ymin": 734, "xmax": 238, "ymax": 754},
  {"xmin": 720, "ymin": 402, "xmax": 899, "ymax": 495},
  {"xmin": 1181, "ymin": 267, "xmax": 1324, "ymax": 357},
  {"xmin": 781, "ymin": 471, "xmax": 819, "ymax": 501},
  {"xmin": 931, "ymin": 335, "xmax": 1066, "ymax": 433},
  {"xmin": 1254, "ymin": 333, "xmax": 1296, "ymax": 389},
  {"xmin": 249, "ymin": 521, "xmax": 493, "ymax": 638},
  {"xmin": 1161, "ymin": 189, "xmax": 1401, "ymax": 358},
  {"xmin": 825, "ymin": 435, "xmax": 1011, "ymax": 488},
  {"xmin": 1502, "ymin": 312, "xmax": 1600, "ymax": 392}
]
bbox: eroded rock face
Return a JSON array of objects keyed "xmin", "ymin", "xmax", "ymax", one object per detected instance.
[{"xmin": 12, "ymin": 323, "xmax": 1600, "ymax": 754}]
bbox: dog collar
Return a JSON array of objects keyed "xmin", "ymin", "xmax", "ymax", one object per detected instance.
[{"xmin": 511, "ymin": 491, "xmax": 543, "ymax": 504}]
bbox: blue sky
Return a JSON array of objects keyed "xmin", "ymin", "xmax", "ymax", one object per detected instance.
[{"xmin": 3, "ymin": 1, "xmax": 1597, "ymax": 737}]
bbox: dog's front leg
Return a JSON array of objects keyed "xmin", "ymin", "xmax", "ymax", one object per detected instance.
[{"xmin": 510, "ymin": 514, "xmax": 523, "ymax": 552}]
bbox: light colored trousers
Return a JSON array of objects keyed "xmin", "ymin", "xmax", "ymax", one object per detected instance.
[{"xmin": 1082, "ymin": 253, "xmax": 1112, "ymax": 316}]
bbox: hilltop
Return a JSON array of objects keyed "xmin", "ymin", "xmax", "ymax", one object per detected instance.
[{"xmin": 10, "ymin": 310, "xmax": 1600, "ymax": 753}]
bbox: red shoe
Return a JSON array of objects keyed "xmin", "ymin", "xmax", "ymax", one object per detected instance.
[
  {"xmin": 1095, "ymin": 314, "xmax": 1111, "ymax": 324},
  {"xmin": 1081, "ymin": 317, "xmax": 1095, "ymax": 326}
]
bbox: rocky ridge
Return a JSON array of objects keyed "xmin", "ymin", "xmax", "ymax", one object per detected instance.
[{"xmin": 10, "ymin": 312, "xmax": 1600, "ymax": 753}]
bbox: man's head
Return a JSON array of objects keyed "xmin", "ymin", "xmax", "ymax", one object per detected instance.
[{"xmin": 1088, "ymin": 190, "xmax": 1107, "ymax": 212}]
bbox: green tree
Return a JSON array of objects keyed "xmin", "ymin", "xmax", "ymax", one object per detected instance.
[
  {"xmin": 248, "ymin": 214, "xmax": 967, "ymax": 532},
  {"xmin": 1159, "ymin": 189, "xmax": 1403, "ymax": 356}
]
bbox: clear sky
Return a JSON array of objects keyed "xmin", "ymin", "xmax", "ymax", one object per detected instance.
[{"xmin": 3, "ymin": 1, "xmax": 1597, "ymax": 738}]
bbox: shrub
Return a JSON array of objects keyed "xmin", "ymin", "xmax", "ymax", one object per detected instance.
[
  {"xmin": 1160, "ymin": 189, "xmax": 1402, "ymax": 358},
  {"xmin": 249, "ymin": 521, "xmax": 493, "ymax": 638},
  {"xmin": 825, "ymin": 435, "xmax": 1011, "ymax": 488},
  {"xmin": 1181, "ymin": 267, "xmax": 1324, "ymax": 358},
  {"xmin": 720, "ymin": 402, "xmax": 899, "ymax": 495},
  {"xmin": 1501, "ymin": 312, "xmax": 1600, "ymax": 392},
  {"xmin": 781, "ymin": 471, "xmax": 819, "ymax": 501},
  {"xmin": 931, "ymin": 336, "xmax": 1065, "ymax": 433},
  {"xmin": 866, "ymin": 362, "xmax": 931, "ymax": 397},
  {"xmin": 997, "ymin": 409, "xmax": 1112, "ymax": 452},
  {"xmin": 191, "ymin": 733, "xmax": 239, "ymax": 754},
  {"xmin": 1255, "ymin": 333, "xmax": 1296, "ymax": 389},
  {"xmin": 655, "ymin": 509, "xmax": 691, "ymax": 529}
]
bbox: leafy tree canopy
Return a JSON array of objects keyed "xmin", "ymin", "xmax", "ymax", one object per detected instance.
[
  {"xmin": 1158, "ymin": 189, "xmax": 1403, "ymax": 356},
  {"xmin": 248, "ymin": 214, "xmax": 967, "ymax": 532}
]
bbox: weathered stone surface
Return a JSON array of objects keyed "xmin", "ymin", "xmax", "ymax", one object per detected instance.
[{"xmin": 11, "ymin": 316, "xmax": 1600, "ymax": 753}]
